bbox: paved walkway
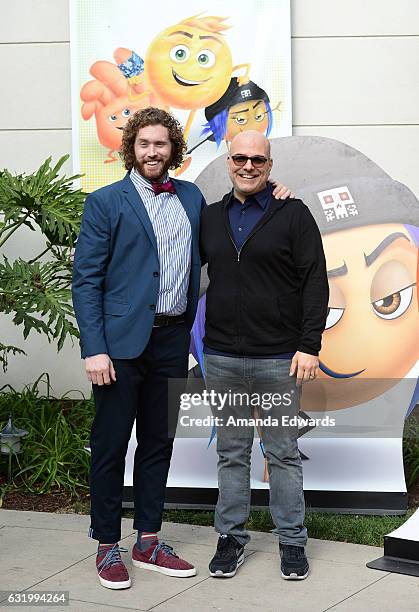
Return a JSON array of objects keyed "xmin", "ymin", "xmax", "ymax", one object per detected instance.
[{"xmin": 0, "ymin": 509, "xmax": 417, "ymax": 611}]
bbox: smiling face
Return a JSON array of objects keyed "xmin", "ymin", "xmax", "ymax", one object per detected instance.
[
  {"xmin": 225, "ymin": 99, "xmax": 269, "ymax": 142},
  {"xmin": 96, "ymin": 98, "xmax": 150, "ymax": 150},
  {"xmin": 227, "ymin": 131, "xmax": 272, "ymax": 201},
  {"xmin": 309, "ymin": 223, "xmax": 419, "ymax": 410},
  {"xmin": 133, "ymin": 124, "xmax": 173, "ymax": 181},
  {"xmin": 144, "ymin": 24, "xmax": 233, "ymax": 109}
]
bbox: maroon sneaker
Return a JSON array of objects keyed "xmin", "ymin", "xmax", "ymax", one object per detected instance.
[
  {"xmin": 132, "ymin": 542, "xmax": 196, "ymax": 577},
  {"xmin": 96, "ymin": 544, "xmax": 131, "ymax": 589}
]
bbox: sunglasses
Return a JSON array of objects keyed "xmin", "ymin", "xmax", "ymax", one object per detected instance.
[{"xmin": 230, "ymin": 154, "xmax": 269, "ymax": 168}]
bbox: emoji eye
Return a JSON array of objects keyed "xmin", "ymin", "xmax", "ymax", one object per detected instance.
[
  {"xmin": 255, "ymin": 112, "xmax": 265, "ymax": 122},
  {"xmin": 325, "ymin": 307, "xmax": 344, "ymax": 329},
  {"xmin": 170, "ymin": 45, "xmax": 190, "ymax": 63},
  {"xmin": 234, "ymin": 116, "xmax": 247, "ymax": 125},
  {"xmin": 121, "ymin": 108, "xmax": 131, "ymax": 118},
  {"xmin": 109, "ymin": 115, "xmax": 117, "ymax": 122},
  {"xmin": 197, "ymin": 49, "xmax": 215, "ymax": 68},
  {"xmin": 372, "ymin": 285, "xmax": 414, "ymax": 320}
]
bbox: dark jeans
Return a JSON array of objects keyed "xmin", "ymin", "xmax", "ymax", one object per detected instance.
[{"xmin": 89, "ymin": 323, "xmax": 190, "ymax": 543}]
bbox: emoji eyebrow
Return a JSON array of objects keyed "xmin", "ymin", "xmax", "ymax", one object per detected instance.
[
  {"xmin": 169, "ymin": 30, "xmax": 193, "ymax": 38},
  {"xmin": 327, "ymin": 263, "xmax": 348, "ymax": 277},
  {"xmin": 199, "ymin": 35, "xmax": 222, "ymax": 44},
  {"xmin": 253, "ymin": 101, "xmax": 263, "ymax": 109},
  {"xmin": 364, "ymin": 232, "xmax": 409, "ymax": 267},
  {"xmin": 231, "ymin": 108, "xmax": 249, "ymax": 115}
]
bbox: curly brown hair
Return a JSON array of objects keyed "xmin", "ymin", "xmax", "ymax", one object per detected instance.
[{"xmin": 120, "ymin": 107, "xmax": 186, "ymax": 171}]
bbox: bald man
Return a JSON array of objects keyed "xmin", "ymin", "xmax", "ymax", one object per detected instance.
[{"xmin": 200, "ymin": 131, "xmax": 329, "ymax": 580}]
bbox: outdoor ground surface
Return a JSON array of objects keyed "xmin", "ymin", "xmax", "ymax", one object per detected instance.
[
  {"xmin": 1, "ymin": 476, "xmax": 418, "ymax": 548},
  {"xmin": 2, "ymin": 510, "xmax": 419, "ymax": 612}
]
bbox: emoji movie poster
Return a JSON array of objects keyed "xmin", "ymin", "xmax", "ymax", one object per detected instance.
[{"xmin": 70, "ymin": 0, "xmax": 292, "ymax": 192}]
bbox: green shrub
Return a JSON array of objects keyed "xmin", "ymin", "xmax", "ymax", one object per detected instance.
[
  {"xmin": 0, "ymin": 156, "xmax": 85, "ymax": 371},
  {"xmin": 403, "ymin": 410, "xmax": 419, "ymax": 487},
  {"xmin": 0, "ymin": 374, "xmax": 94, "ymax": 497}
]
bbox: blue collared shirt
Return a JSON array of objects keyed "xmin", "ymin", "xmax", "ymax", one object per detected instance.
[{"xmin": 228, "ymin": 182, "xmax": 273, "ymax": 250}]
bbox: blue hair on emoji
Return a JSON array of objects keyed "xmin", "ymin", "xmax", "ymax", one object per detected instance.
[{"xmin": 200, "ymin": 109, "xmax": 228, "ymax": 147}]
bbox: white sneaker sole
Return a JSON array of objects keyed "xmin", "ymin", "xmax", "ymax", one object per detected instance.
[
  {"xmin": 132, "ymin": 559, "xmax": 197, "ymax": 577},
  {"xmin": 98, "ymin": 575, "xmax": 131, "ymax": 589},
  {"xmin": 281, "ymin": 569, "xmax": 309, "ymax": 580},
  {"xmin": 209, "ymin": 552, "xmax": 244, "ymax": 578}
]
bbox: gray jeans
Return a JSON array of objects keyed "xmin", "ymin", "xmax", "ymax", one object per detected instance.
[{"xmin": 204, "ymin": 354, "xmax": 307, "ymax": 547}]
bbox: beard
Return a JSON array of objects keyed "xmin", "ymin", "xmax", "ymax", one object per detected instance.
[{"xmin": 134, "ymin": 157, "xmax": 172, "ymax": 182}]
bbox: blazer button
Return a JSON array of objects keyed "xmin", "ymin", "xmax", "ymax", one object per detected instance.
[
  {"xmin": 153, "ymin": 271, "xmax": 159, "ymax": 277},
  {"xmin": 150, "ymin": 305, "xmax": 156, "ymax": 310}
]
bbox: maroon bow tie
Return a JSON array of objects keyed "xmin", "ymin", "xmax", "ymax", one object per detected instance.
[{"xmin": 152, "ymin": 179, "xmax": 176, "ymax": 195}]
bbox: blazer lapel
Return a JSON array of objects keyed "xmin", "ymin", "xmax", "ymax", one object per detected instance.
[
  {"xmin": 121, "ymin": 173, "xmax": 158, "ymax": 252},
  {"xmin": 173, "ymin": 179, "xmax": 199, "ymax": 259},
  {"xmin": 173, "ymin": 180, "xmax": 197, "ymax": 220}
]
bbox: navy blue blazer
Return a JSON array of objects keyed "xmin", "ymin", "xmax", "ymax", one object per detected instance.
[{"xmin": 72, "ymin": 173, "xmax": 206, "ymax": 359}]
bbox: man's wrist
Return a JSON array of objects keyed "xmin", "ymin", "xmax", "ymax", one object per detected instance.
[{"xmin": 296, "ymin": 346, "xmax": 319, "ymax": 357}]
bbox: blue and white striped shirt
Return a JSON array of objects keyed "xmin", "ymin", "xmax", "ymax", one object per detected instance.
[{"xmin": 130, "ymin": 168, "xmax": 192, "ymax": 315}]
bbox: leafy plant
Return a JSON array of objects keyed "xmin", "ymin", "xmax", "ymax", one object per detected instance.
[
  {"xmin": 403, "ymin": 411, "xmax": 419, "ymax": 487},
  {"xmin": 0, "ymin": 375, "xmax": 94, "ymax": 498},
  {"xmin": 0, "ymin": 156, "xmax": 85, "ymax": 370}
]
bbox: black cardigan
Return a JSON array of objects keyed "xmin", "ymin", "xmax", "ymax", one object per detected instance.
[{"xmin": 200, "ymin": 192, "xmax": 329, "ymax": 356}]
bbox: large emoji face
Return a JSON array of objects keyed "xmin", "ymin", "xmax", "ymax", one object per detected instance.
[
  {"xmin": 304, "ymin": 223, "xmax": 419, "ymax": 411},
  {"xmin": 224, "ymin": 99, "xmax": 269, "ymax": 142},
  {"xmin": 145, "ymin": 24, "xmax": 232, "ymax": 109}
]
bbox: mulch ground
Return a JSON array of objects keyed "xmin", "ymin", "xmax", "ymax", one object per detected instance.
[
  {"xmin": 1, "ymin": 489, "xmax": 89, "ymax": 513},
  {"xmin": 1, "ymin": 478, "xmax": 418, "ymax": 514},
  {"xmin": 0, "ymin": 475, "xmax": 90, "ymax": 513}
]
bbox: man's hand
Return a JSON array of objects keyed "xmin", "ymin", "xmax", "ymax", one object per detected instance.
[
  {"xmin": 85, "ymin": 354, "xmax": 117, "ymax": 386},
  {"xmin": 271, "ymin": 181, "xmax": 295, "ymax": 200},
  {"xmin": 289, "ymin": 351, "xmax": 319, "ymax": 386}
]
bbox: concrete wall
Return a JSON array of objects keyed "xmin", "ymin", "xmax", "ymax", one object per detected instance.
[{"xmin": 1, "ymin": 0, "xmax": 418, "ymax": 394}]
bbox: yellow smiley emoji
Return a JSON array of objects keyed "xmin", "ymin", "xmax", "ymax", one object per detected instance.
[{"xmin": 145, "ymin": 19, "xmax": 233, "ymax": 110}]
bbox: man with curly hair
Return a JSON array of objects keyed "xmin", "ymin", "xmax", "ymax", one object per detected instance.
[{"xmin": 72, "ymin": 107, "xmax": 204, "ymax": 588}]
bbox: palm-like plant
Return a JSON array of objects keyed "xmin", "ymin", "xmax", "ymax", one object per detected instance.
[{"xmin": 0, "ymin": 156, "xmax": 85, "ymax": 370}]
